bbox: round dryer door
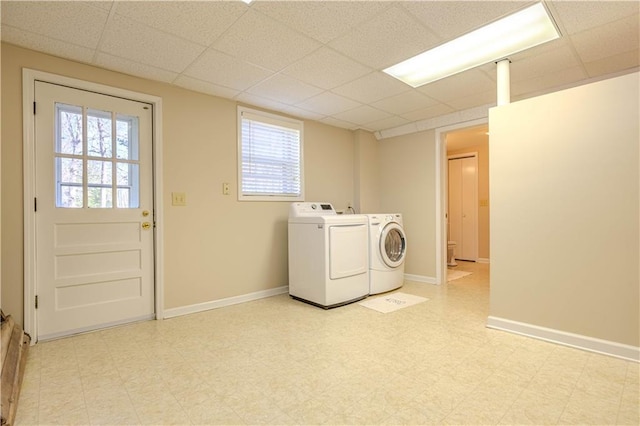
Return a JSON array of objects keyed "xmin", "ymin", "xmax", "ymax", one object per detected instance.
[{"xmin": 380, "ymin": 223, "xmax": 406, "ymax": 268}]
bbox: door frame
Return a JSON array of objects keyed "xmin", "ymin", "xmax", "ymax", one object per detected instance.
[
  {"xmin": 22, "ymin": 69, "xmax": 165, "ymax": 341},
  {"xmin": 447, "ymin": 152, "xmax": 479, "ymax": 262},
  {"xmin": 435, "ymin": 118, "xmax": 487, "ymax": 285}
]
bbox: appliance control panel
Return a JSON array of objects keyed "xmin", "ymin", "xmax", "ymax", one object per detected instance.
[{"xmin": 289, "ymin": 202, "xmax": 336, "ymax": 217}]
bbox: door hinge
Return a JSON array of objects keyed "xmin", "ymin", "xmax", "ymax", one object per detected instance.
[
  {"xmin": 35, "ymin": 295, "xmax": 38, "ymax": 309},
  {"xmin": 33, "ymin": 101, "xmax": 36, "ymax": 115},
  {"xmin": 34, "ymin": 197, "xmax": 37, "ymax": 212}
]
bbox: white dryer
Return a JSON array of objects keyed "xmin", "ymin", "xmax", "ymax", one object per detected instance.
[
  {"xmin": 288, "ymin": 202, "xmax": 369, "ymax": 309},
  {"xmin": 365, "ymin": 214, "xmax": 407, "ymax": 294}
]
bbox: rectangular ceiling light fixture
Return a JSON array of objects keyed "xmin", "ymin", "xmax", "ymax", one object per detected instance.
[{"xmin": 384, "ymin": 2, "xmax": 560, "ymax": 88}]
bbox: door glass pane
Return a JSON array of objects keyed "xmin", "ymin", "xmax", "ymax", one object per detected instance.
[
  {"xmin": 56, "ymin": 157, "xmax": 83, "ymax": 208},
  {"xmin": 88, "ymin": 160, "xmax": 112, "ymax": 208},
  {"xmin": 116, "ymin": 114, "xmax": 139, "ymax": 160},
  {"xmin": 56, "ymin": 103, "xmax": 83, "ymax": 155},
  {"xmin": 88, "ymin": 187, "xmax": 112, "ymax": 208},
  {"xmin": 116, "ymin": 163, "xmax": 139, "ymax": 208},
  {"xmin": 59, "ymin": 185, "xmax": 83, "ymax": 208},
  {"xmin": 87, "ymin": 109, "xmax": 112, "ymax": 158}
]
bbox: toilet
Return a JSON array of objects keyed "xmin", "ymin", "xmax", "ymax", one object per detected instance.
[{"xmin": 447, "ymin": 241, "xmax": 457, "ymax": 266}]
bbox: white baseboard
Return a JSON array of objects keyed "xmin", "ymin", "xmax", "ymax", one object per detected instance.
[
  {"xmin": 404, "ymin": 274, "xmax": 437, "ymax": 285},
  {"xmin": 477, "ymin": 258, "xmax": 490, "ymax": 264},
  {"xmin": 163, "ymin": 286, "xmax": 289, "ymax": 319},
  {"xmin": 487, "ymin": 316, "xmax": 639, "ymax": 362}
]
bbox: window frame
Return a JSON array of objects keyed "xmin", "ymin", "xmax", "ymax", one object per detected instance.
[{"xmin": 237, "ymin": 106, "xmax": 305, "ymax": 202}]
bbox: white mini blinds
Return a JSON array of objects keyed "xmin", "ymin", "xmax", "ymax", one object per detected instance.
[{"xmin": 238, "ymin": 107, "xmax": 304, "ymax": 201}]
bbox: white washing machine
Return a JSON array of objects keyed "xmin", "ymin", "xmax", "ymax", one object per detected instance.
[
  {"xmin": 288, "ymin": 202, "xmax": 369, "ymax": 309},
  {"xmin": 365, "ymin": 214, "xmax": 407, "ymax": 294}
]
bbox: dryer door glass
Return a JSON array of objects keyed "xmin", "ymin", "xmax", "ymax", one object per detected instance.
[{"xmin": 380, "ymin": 224, "xmax": 406, "ymax": 268}]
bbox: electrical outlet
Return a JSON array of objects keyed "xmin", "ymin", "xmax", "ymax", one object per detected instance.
[
  {"xmin": 222, "ymin": 182, "xmax": 230, "ymax": 195},
  {"xmin": 172, "ymin": 192, "xmax": 187, "ymax": 206}
]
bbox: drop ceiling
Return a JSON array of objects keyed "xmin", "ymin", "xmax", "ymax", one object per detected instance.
[{"xmin": 1, "ymin": 1, "xmax": 638, "ymax": 133}]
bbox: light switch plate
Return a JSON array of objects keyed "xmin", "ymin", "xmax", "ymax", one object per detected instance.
[
  {"xmin": 222, "ymin": 183, "xmax": 230, "ymax": 195},
  {"xmin": 172, "ymin": 192, "xmax": 186, "ymax": 206}
]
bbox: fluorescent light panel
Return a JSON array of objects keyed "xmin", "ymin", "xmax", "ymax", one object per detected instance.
[{"xmin": 384, "ymin": 3, "xmax": 560, "ymax": 88}]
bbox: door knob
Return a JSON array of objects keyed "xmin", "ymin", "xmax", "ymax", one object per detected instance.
[{"xmin": 142, "ymin": 222, "xmax": 151, "ymax": 230}]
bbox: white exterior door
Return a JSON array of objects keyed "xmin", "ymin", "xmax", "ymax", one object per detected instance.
[
  {"xmin": 34, "ymin": 81, "xmax": 155, "ymax": 340},
  {"xmin": 448, "ymin": 155, "xmax": 478, "ymax": 261}
]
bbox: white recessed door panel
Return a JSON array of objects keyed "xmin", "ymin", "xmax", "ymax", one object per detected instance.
[{"xmin": 448, "ymin": 155, "xmax": 478, "ymax": 261}]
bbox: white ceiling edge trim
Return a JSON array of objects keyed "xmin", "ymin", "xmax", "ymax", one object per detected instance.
[{"xmin": 374, "ymin": 103, "xmax": 493, "ymax": 140}]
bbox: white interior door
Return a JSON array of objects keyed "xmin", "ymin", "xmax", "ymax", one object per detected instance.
[
  {"xmin": 448, "ymin": 155, "xmax": 478, "ymax": 261},
  {"xmin": 35, "ymin": 81, "xmax": 155, "ymax": 340}
]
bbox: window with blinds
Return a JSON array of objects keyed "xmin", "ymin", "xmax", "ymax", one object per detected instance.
[{"xmin": 238, "ymin": 106, "xmax": 304, "ymax": 201}]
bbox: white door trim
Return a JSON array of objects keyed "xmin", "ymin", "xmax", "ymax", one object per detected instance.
[
  {"xmin": 22, "ymin": 69, "xmax": 165, "ymax": 341},
  {"xmin": 435, "ymin": 118, "xmax": 487, "ymax": 285}
]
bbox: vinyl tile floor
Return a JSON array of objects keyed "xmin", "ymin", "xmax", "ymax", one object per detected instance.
[{"xmin": 15, "ymin": 262, "xmax": 640, "ymax": 425}]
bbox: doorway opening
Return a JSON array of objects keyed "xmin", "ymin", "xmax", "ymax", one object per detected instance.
[{"xmin": 435, "ymin": 119, "xmax": 490, "ymax": 285}]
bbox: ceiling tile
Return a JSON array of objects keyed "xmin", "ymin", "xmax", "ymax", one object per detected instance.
[
  {"xmin": 247, "ymin": 74, "xmax": 324, "ymax": 105},
  {"xmin": 551, "ymin": 1, "xmax": 639, "ymax": 35},
  {"xmin": 402, "ymin": 1, "xmax": 524, "ymax": 40},
  {"xmin": 583, "ymin": 51, "xmax": 640, "ymax": 78},
  {"xmin": 400, "ymin": 103, "xmax": 455, "ymax": 122},
  {"xmin": 113, "ymin": 1, "xmax": 247, "ymax": 46},
  {"xmin": 512, "ymin": 66, "xmax": 589, "ymax": 97},
  {"xmin": 282, "ymin": 47, "xmax": 372, "ymax": 90},
  {"xmin": 1, "ymin": 1, "xmax": 108, "ymax": 48},
  {"xmin": 417, "ymin": 69, "xmax": 495, "ymax": 104},
  {"xmin": 277, "ymin": 105, "xmax": 326, "ymax": 122},
  {"xmin": 296, "ymin": 92, "xmax": 362, "ymax": 116},
  {"xmin": 509, "ymin": 44, "xmax": 582, "ymax": 82},
  {"xmin": 364, "ymin": 115, "xmax": 410, "ymax": 132},
  {"xmin": 101, "ymin": 14, "xmax": 205, "ymax": 73},
  {"xmin": 236, "ymin": 93, "xmax": 292, "ymax": 115},
  {"xmin": 182, "ymin": 49, "xmax": 271, "ymax": 91},
  {"xmin": 329, "ymin": 5, "xmax": 441, "ymax": 69},
  {"xmin": 212, "ymin": 9, "xmax": 321, "ymax": 72},
  {"xmin": 0, "ymin": 25, "xmax": 95, "ymax": 63},
  {"xmin": 94, "ymin": 53, "xmax": 178, "ymax": 83},
  {"xmin": 372, "ymin": 91, "xmax": 439, "ymax": 115},
  {"xmin": 331, "ymin": 106, "xmax": 391, "ymax": 126},
  {"xmin": 332, "ymin": 72, "xmax": 410, "ymax": 104},
  {"xmin": 253, "ymin": 1, "xmax": 390, "ymax": 44},
  {"xmin": 319, "ymin": 116, "xmax": 359, "ymax": 131},
  {"xmin": 447, "ymin": 90, "xmax": 496, "ymax": 111},
  {"xmin": 570, "ymin": 14, "xmax": 640, "ymax": 63},
  {"xmin": 173, "ymin": 76, "xmax": 240, "ymax": 100}
]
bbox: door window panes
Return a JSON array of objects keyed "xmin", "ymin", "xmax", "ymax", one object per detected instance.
[
  {"xmin": 116, "ymin": 114, "xmax": 139, "ymax": 160},
  {"xmin": 56, "ymin": 104, "xmax": 83, "ymax": 155},
  {"xmin": 54, "ymin": 103, "xmax": 142, "ymax": 209},
  {"xmin": 56, "ymin": 157, "xmax": 83, "ymax": 208},
  {"xmin": 87, "ymin": 109, "xmax": 112, "ymax": 158},
  {"xmin": 116, "ymin": 163, "xmax": 139, "ymax": 208}
]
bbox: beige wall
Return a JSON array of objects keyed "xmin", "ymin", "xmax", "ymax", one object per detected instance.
[
  {"xmin": 379, "ymin": 130, "xmax": 436, "ymax": 278},
  {"xmin": 1, "ymin": 43, "xmax": 358, "ymax": 322},
  {"xmin": 489, "ymin": 72, "xmax": 639, "ymax": 346},
  {"xmin": 447, "ymin": 139, "xmax": 490, "ymax": 260},
  {"xmin": 354, "ymin": 129, "xmax": 380, "ymax": 214}
]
